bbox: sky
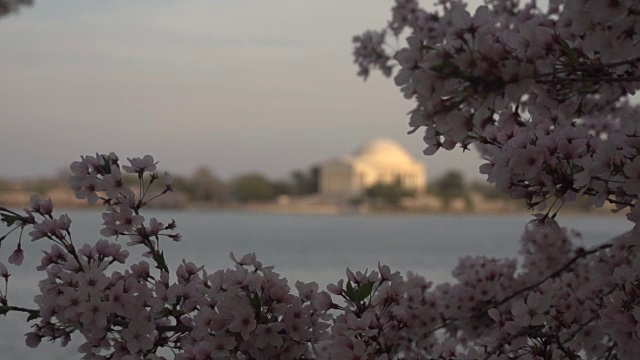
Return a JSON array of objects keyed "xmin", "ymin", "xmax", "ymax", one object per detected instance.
[{"xmin": 0, "ymin": 0, "xmax": 487, "ymax": 182}]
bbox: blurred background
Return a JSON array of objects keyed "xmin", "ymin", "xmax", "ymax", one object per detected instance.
[{"xmin": 0, "ymin": 1, "xmax": 487, "ymax": 191}]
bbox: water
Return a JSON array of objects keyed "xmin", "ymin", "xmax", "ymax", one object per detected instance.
[{"xmin": 0, "ymin": 210, "xmax": 631, "ymax": 359}]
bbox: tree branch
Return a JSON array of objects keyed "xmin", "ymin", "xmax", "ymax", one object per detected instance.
[
  {"xmin": 492, "ymin": 241, "xmax": 613, "ymax": 308},
  {"xmin": 0, "ymin": 305, "xmax": 40, "ymax": 318},
  {"xmin": 423, "ymin": 239, "xmax": 615, "ymax": 337}
]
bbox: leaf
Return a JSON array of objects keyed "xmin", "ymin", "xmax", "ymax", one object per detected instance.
[
  {"xmin": 250, "ymin": 292, "xmax": 261, "ymax": 315},
  {"xmin": 558, "ymin": 37, "xmax": 571, "ymax": 52},
  {"xmin": 345, "ymin": 280, "xmax": 355, "ymax": 301},
  {"xmin": 100, "ymin": 155, "xmax": 112, "ymax": 175},
  {"xmin": 430, "ymin": 59, "xmax": 456, "ymax": 75},
  {"xmin": 0, "ymin": 214, "xmax": 17, "ymax": 227},
  {"xmin": 26, "ymin": 311, "xmax": 40, "ymax": 321},
  {"xmin": 354, "ymin": 281, "xmax": 375, "ymax": 303},
  {"xmin": 153, "ymin": 251, "xmax": 169, "ymax": 272},
  {"xmin": 558, "ymin": 37, "xmax": 577, "ymax": 63}
]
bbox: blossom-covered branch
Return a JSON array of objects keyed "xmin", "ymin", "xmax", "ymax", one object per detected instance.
[{"xmin": 354, "ymin": 0, "xmax": 640, "ymax": 218}]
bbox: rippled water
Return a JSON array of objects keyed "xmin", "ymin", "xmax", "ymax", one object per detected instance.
[{"xmin": 0, "ymin": 210, "xmax": 631, "ymax": 359}]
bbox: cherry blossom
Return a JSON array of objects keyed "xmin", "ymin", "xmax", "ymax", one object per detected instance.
[{"xmin": 122, "ymin": 155, "xmax": 157, "ymax": 175}]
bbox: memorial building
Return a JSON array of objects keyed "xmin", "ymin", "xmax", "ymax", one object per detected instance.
[{"xmin": 319, "ymin": 138, "xmax": 427, "ymax": 199}]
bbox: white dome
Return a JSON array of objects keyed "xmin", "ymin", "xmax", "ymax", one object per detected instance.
[{"xmin": 354, "ymin": 138, "xmax": 417, "ymax": 166}]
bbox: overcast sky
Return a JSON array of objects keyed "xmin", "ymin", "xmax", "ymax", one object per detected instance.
[{"xmin": 0, "ymin": 0, "xmax": 486, "ymax": 181}]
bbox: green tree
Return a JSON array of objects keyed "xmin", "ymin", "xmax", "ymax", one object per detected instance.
[
  {"xmin": 271, "ymin": 180, "xmax": 293, "ymax": 197},
  {"xmin": 290, "ymin": 165, "xmax": 319, "ymax": 195},
  {"xmin": 232, "ymin": 173, "xmax": 275, "ymax": 203},
  {"xmin": 469, "ymin": 181, "xmax": 507, "ymax": 200},
  {"xmin": 428, "ymin": 170, "xmax": 472, "ymax": 210},
  {"xmin": 171, "ymin": 175, "xmax": 197, "ymax": 200},
  {"xmin": 365, "ymin": 181, "xmax": 414, "ymax": 207},
  {"xmin": 191, "ymin": 167, "xmax": 224, "ymax": 201}
]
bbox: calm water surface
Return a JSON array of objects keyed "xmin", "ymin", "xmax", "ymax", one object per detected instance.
[{"xmin": 0, "ymin": 210, "xmax": 631, "ymax": 359}]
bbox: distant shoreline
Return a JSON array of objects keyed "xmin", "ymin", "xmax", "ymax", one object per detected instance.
[
  {"xmin": 29, "ymin": 202, "xmax": 619, "ymax": 218},
  {"xmin": 0, "ymin": 188, "xmax": 618, "ymax": 217}
]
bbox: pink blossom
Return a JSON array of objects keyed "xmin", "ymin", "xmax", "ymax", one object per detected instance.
[
  {"xmin": 511, "ymin": 292, "xmax": 551, "ymax": 327},
  {"xmin": 122, "ymin": 155, "xmax": 157, "ymax": 174},
  {"xmin": 228, "ymin": 306, "xmax": 257, "ymax": 340},
  {"xmin": 121, "ymin": 314, "xmax": 154, "ymax": 354},
  {"xmin": 8, "ymin": 245, "xmax": 24, "ymax": 266},
  {"xmin": 24, "ymin": 332, "xmax": 41, "ymax": 348}
]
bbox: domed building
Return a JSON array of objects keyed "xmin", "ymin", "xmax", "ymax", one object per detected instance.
[{"xmin": 319, "ymin": 138, "xmax": 427, "ymax": 199}]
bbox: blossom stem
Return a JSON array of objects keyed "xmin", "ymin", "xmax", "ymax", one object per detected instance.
[{"xmin": 0, "ymin": 305, "xmax": 39, "ymax": 317}]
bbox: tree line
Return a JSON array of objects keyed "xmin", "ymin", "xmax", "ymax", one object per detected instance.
[
  {"xmin": 0, "ymin": 165, "xmax": 321, "ymax": 204},
  {"xmin": 0, "ymin": 166, "xmax": 514, "ymax": 207}
]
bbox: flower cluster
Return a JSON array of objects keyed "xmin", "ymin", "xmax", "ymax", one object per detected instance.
[
  {"xmin": 346, "ymin": 1, "xmax": 640, "ymax": 354},
  {"xmin": 0, "ymin": 153, "xmax": 639, "ymax": 359},
  {"xmin": 356, "ymin": 0, "xmax": 640, "ymax": 218},
  {"xmin": 324, "ymin": 265, "xmax": 407, "ymax": 359},
  {"xmin": 1, "ymin": 156, "xmax": 337, "ymax": 359}
]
